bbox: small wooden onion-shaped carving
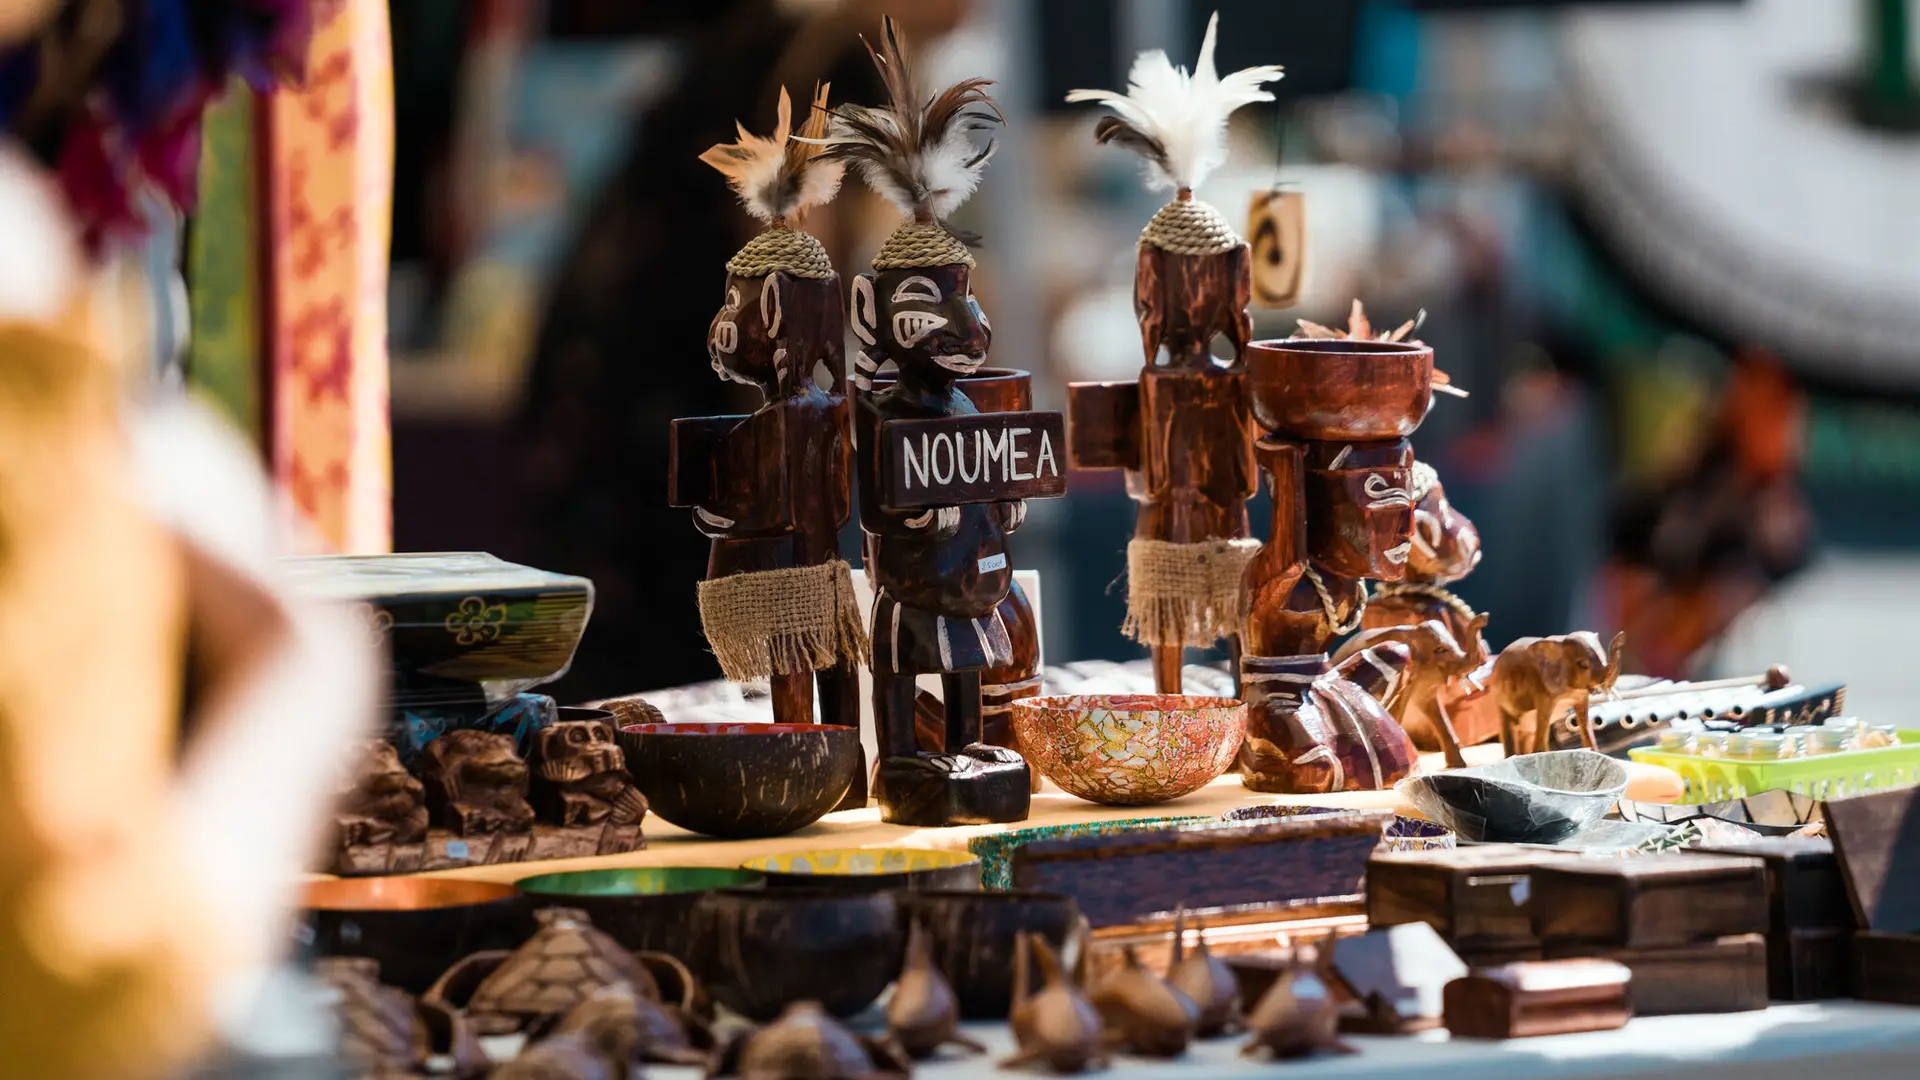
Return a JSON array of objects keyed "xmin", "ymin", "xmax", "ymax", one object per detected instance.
[
  {"xmin": 708, "ymin": 1001, "xmax": 912, "ymax": 1080},
  {"xmin": 1241, "ymin": 934, "xmax": 1353, "ymax": 1060},
  {"xmin": 490, "ymin": 1032, "xmax": 616, "ymax": 1080},
  {"xmin": 1089, "ymin": 945, "xmax": 1200, "ymax": 1057},
  {"xmin": 1002, "ymin": 933, "xmax": 1105, "ymax": 1074},
  {"xmin": 1167, "ymin": 909, "xmax": 1240, "ymax": 1036},
  {"xmin": 888, "ymin": 919, "xmax": 986, "ymax": 1059}
]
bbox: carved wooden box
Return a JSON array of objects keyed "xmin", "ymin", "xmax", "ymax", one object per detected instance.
[
  {"xmin": 1442, "ymin": 959, "xmax": 1632, "ymax": 1039},
  {"xmin": 1542, "ymin": 933, "xmax": 1767, "ymax": 1016},
  {"xmin": 1366, "ymin": 845, "xmax": 1546, "ymax": 951},
  {"xmin": 1529, "ymin": 854, "xmax": 1768, "ymax": 948},
  {"xmin": 1688, "ymin": 838, "xmax": 1854, "ymax": 931},
  {"xmin": 1777, "ymin": 926, "xmax": 1853, "ymax": 1001}
]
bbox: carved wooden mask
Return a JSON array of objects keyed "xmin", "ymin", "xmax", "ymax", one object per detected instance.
[
  {"xmin": 708, "ymin": 271, "xmax": 845, "ymax": 397},
  {"xmin": 851, "ymin": 263, "xmax": 989, "ymax": 393},
  {"xmin": 1304, "ymin": 438, "xmax": 1415, "ymax": 580}
]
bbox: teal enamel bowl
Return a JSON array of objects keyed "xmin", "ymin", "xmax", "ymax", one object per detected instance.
[{"xmin": 516, "ymin": 866, "xmax": 765, "ymax": 959}]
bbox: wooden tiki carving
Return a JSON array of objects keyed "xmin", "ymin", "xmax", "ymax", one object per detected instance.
[
  {"xmin": 678, "ymin": 83, "xmax": 867, "ymax": 807},
  {"xmin": 1063, "ymin": 15, "xmax": 1283, "ymax": 694}
]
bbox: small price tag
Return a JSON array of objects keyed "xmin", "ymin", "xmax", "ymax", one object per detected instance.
[
  {"xmin": 1248, "ymin": 189, "xmax": 1306, "ymax": 308},
  {"xmin": 445, "ymin": 840, "xmax": 471, "ymax": 860},
  {"xmin": 978, "ymin": 552, "xmax": 1007, "ymax": 573}
]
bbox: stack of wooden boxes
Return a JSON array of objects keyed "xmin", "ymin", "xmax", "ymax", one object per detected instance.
[
  {"xmin": 1690, "ymin": 838, "xmax": 1855, "ymax": 1000},
  {"xmin": 1530, "ymin": 853, "xmax": 1771, "ymax": 1015},
  {"xmin": 1366, "ymin": 845, "xmax": 1549, "ymax": 968}
]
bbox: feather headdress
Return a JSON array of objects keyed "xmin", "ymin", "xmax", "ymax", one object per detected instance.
[
  {"xmin": 813, "ymin": 15, "xmax": 1002, "ymax": 268},
  {"xmin": 700, "ymin": 81, "xmax": 843, "ymax": 228},
  {"xmin": 1066, "ymin": 11, "xmax": 1283, "ymax": 196}
]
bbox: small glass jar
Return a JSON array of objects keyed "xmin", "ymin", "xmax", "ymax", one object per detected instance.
[
  {"xmin": 1741, "ymin": 733, "xmax": 1789, "ymax": 761},
  {"xmin": 1810, "ymin": 727, "xmax": 1852, "ymax": 754},
  {"xmin": 1655, "ymin": 729, "xmax": 1695, "ymax": 754},
  {"xmin": 1695, "ymin": 732, "xmax": 1730, "ymax": 758},
  {"xmin": 1863, "ymin": 724, "xmax": 1901, "ymax": 750}
]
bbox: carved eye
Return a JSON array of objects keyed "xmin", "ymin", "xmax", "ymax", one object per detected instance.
[
  {"xmin": 760, "ymin": 275, "xmax": 783, "ymax": 337},
  {"xmin": 892, "ymin": 276, "xmax": 942, "ymax": 304},
  {"xmin": 851, "ymin": 275, "xmax": 877, "ymax": 346},
  {"xmin": 893, "ymin": 311, "xmax": 949, "ymax": 348},
  {"xmin": 569, "ymin": 726, "xmax": 587, "ymax": 744}
]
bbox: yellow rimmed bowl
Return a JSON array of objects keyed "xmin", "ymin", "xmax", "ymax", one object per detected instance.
[{"xmin": 742, "ymin": 847, "xmax": 981, "ymax": 892}]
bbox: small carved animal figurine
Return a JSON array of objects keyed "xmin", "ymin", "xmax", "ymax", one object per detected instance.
[
  {"xmin": 533, "ymin": 719, "xmax": 648, "ymax": 827},
  {"xmin": 1492, "ymin": 631, "xmax": 1626, "ymax": 756},
  {"xmin": 708, "ymin": 1001, "xmax": 912, "ymax": 1080},
  {"xmin": 416, "ymin": 729, "xmax": 535, "ymax": 837},
  {"xmin": 489, "ymin": 1032, "xmax": 615, "ymax": 1080},
  {"xmin": 1167, "ymin": 910, "xmax": 1240, "ymax": 1037},
  {"xmin": 333, "ymin": 740, "xmax": 429, "ymax": 848},
  {"xmin": 543, "ymin": 983, "xmax": 713, "ymax": 1073},
  {"xmin": 888, "ymin": 919, "xmax": 985, "ymax": 1059},
  {"xmin": 1333, "ymin": 618, "xmax": 1484, "ymax": 769},
  {"xmin": 1003, "ymin": 932, "xmax": 1106, "ymax": 1074},
  {"xmin": 426, "ymin": 907, "xmax": 690, "ymax": 1036},
  {"xmin": 1089, "ymin": 945, "xmax": 1199, "ymax": 1057},
  {"xmin": 1240, "ymin": 935, "xmax": 1352, "ymax": 1061},
  {"xmin": 317, "ymin": 956, "xmax": 486, "ymax": 1080}
]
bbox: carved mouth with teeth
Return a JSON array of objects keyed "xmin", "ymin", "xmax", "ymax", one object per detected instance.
[
  {"xmin": 893, "ymin": 310, "xmax": 949, "ymax": 348},
  {"xmin": 934, "ymin": 353, "xmax": 986, "ymax": 373}
]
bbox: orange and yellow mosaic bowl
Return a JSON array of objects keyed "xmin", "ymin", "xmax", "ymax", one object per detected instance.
[{"xmin": 1011, "ymin": 694, "xmax": 1247, "ymax": 806}]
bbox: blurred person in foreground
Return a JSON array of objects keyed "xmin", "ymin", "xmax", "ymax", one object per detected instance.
[{"xmin": 0, "ymin": 3, "xmax": 377, "ymax": 1077}]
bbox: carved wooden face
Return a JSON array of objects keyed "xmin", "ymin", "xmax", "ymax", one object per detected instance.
[
  {"xmin": 707, "ymin": 272, "xmax": 792, "ymax": 392},
  {"xmin": 852, "ymin": 264, "xmax": 990, "ymax": 390},
  {"xmin": 1135, "ymin": 246, "xmax": 1252, "ymax": 367},
  {"xmin": 536, "ymin": 719, "xmax": 623, "ymax": 782},
  {"xmin": 432, "ymin": 729, "xmax": 529, "ymax": 791},
  {"xmin": 1304, "ymin": 440, "xmax": 1415, "ymax": 580},
  {"xmin": 1407, "ymin": 472, "xmax": 1481, "ymax": 585}
]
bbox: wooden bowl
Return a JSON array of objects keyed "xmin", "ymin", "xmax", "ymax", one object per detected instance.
[
  {"xmin": 1245, "ymin": 337, "xmax": 1434, "ymax": 440},
  {"xmin": 895, "ymin": 889, "xmax": 1081, "ymax": 1019},
  {"xmin": 298, "ymin": 877, "xmax": 533, "ymax": 994},
  {"xmin": 614, "ymin": 722, "xmax": 860, "ymax": 838},
  {"xmin": 742, "ymin": 847, "xmax": 981, "ymax": 892},
  {"xmin": 1011, "ymin": 694, "xmax": 1247, "ymax": 805},
  {"xmin": 691, "ymin": 888, "xmax": 903, "ymax": 1020},
  {"xmin": 515, "ymin": 866, "xmax": 765, "ymax": 961}
]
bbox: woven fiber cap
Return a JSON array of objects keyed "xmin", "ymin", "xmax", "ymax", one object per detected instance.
[
  {"xmin": 726, "ymin": 226, "xmax": 835, "ymax": 279},
  {"xmin": 1410, "ymin": 460, "xmax": 1438, "ymax": 503},
  {"xmin": 872, "ymin": 219, "xmax": 975, "ymax": 270},
  {"xmin": 1140, "ymin": 197, "xmax": 1242, "ymax": 256}
]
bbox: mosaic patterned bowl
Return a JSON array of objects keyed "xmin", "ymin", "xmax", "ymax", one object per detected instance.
[
  {"xmin": 1011, "ymin": 694, "xmax": 1247, "ymax": 805},
  {"xmin": 742, "ymin": 847, "xmax": 981, "ymax": 892}
]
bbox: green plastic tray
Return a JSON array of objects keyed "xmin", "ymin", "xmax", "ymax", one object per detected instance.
[{"xmin": 1629, "ymin": 731, "xmax": 1920, "ymax": 803}]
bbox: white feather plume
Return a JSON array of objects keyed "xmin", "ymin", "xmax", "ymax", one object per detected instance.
[{"xmin": 1066, "ymin": 11, "xmax": 1284, "ymax": 193}]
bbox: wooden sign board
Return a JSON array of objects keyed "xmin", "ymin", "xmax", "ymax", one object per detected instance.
[{"xmin": 880, "ymin": 411, "xmax": 1067, "ymax": 510}]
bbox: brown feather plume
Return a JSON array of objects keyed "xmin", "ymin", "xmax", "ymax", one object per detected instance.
[{"xmin": 700, "ymin": 81, "xmax": 845, "ymax": 226}]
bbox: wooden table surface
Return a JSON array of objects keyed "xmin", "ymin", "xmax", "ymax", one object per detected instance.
[{"xmin": 419, "ymin": 745, "xmax": 1506, "ymax": 885}]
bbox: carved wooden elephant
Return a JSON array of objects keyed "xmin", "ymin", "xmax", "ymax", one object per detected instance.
[
  {"xmin": 1333, "ymin": 616, "xmax": 1486, "ymax": 769},
  {"xmin": 1491, "ymin": 631, "xmax": 1625, "ymax": 757}
]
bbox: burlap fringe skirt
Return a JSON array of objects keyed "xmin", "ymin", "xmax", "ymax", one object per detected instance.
[
  {"xmin": 1121, "ymin": 537, "xmax": 1262, "ymax": 648},
  {"xmin": 697, "ymin": 559, "xmax": 869, "ymax": 683}
]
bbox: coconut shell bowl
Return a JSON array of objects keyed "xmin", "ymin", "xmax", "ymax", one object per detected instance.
[
  {"xmin": 742, "ymin": 847, "xmax": 981, "ymax": 892},
  {"xmin": 614, "ymin": 722, "xmax": 860, "ymax": 839},
  {"xmin": 895, "ymin": 890, "xmax": 1082, "ymax": 1019},
  {"xmin": 299, "ymin": 877, "xmax": 533, "ymax": 994},
  {"xmin": 691, "ymin": 888, "xmax": 904, "ymax": 1020},
  {"xmin": 1245, "ymin": 337, "xmax": 1435, "ymax": 440},
  {"xmin": 1011, "ymin": 694, "xmax": 1247, "ymax": 806},
  {"xmin": 515, "ymin": 866, "xmax": 764, "ymax": 960}
]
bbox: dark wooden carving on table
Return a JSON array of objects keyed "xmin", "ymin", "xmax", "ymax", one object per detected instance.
[
  {"xmin": 1168, "ymin": 909, "xmax": 1243, "ymax": 1036},
  {"xmin": 1528, "ymin": 853, "xmax": 1769, "ymax": 949},
  {"xmin": 1237, "ymin": 650, "xmax": 1418, "ymax": 795},
  {"xmin": 1327, "ymin": 922, "xmax": 1465, "ymax": 1034},
  {"xmin": 1239, "ymin": 933, "xmax": 1353, "ymax": 1060},
  {"xmin": 1825, "ymin": 785, "xmax": 1920, "ymax": 1004},
  {"xmin": 678, "ymin": 81, "xmax": 865, "ymax": 809},
  {"xmin": 1089, "ymin": 945, "xmax": 1200, "ymax": 1057},
  {"xmin": 824, "ymin": 21, "xmax": 1055, "ymax": 827},
  {"xmin": 1331, "ymin": 617, "xmax": 1483, "ymax": 769},
  {"xmin": 887, "ymin": 919, "xmax": 987, "ymax": 1060},
  {"xmin": 319, "ymin": 956, "xmax": 487, "ymax": 1080}
]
